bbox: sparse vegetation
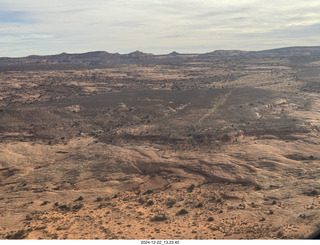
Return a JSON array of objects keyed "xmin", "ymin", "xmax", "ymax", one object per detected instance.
[
  {"xmin": 25, "ymin": 215, "xmax": 32, "ymax": 221},
  {"xmin": 151, "ymin": 214, "xmax": 168, "ymax": 222},
  {"xmin": 195, "ymin": 202, "xmax": 203, "ymax": 208},
  {"xmin": 56, "ymin": 226, "xmax": 69, "ymax": 231},
  {"xmin": 187, "ymin": 184, "xmax": 195, "ymax": 193},
  {"xmin": 299, "ymin": 214, "xmax": 308, "ymax": 219},
  {"xmin": 40, "ymin": 201, "xmax": 49, "ymax": 206},
  {"xmin": 76, "ymin": 196, "xmax": 84, "ymax": 201},
  {"xmin": 138, "ymin": 198, "xmax": 145, "ymax": 205},
  {"xmin": 143, "ymin": 190, "xmax": 153, "ymax": 195},
  {"xmin": 165, "ymin": 198, "xmax": 176, "ymax": 208},
  {"xmin": 58, "ymin": 205, "xmax": 70, "ymax": 211},
  {"xmin": 72, "ymin": 204, "xmax": 83, "ymax": 210},
  {"xmin": 207, "ymin": 217, "xmax": 214, "ymax": 222},
  {"xmin": 146, "ymin": 200, "xmax": 154, "ymax": 206},
  {"xmin": 6, "ymin": 230, "xmax": 27, "ymax": 239},
  {"xmin": 176, "ymin": 209, "xmax": 188, "ymax": 216},
  {"xmin": 306, "ymin": 190, "xmax": 319, "ymax": 196}
]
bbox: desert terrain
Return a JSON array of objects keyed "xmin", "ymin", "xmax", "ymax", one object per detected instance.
[{"xmin": 0, "ymin": 47, "xmax": 320, "ymax": 239}]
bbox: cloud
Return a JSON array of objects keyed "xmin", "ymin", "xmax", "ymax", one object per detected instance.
[{"xmin": 0, "ymin": 0, "xmax": 320, "ymax": 56}]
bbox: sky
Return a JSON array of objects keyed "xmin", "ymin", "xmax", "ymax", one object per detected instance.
[{"xmin": 0, "ymin": 0, "xmax": 320, "ymax": 57}]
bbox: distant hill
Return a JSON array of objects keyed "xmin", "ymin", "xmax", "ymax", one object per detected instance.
[
  {"xmin": 252, "ymin": 46, "xmax": 320, "ymax": 57},
  {"xmin": 200, "ymin": 46, "xmax": 320, "ymax": 58},
  {"xmin": 1, "ymin": 46, "xmax": 320, "ymax": 70},
  {"xmin": 199, "ymin": 50, "xmax": 249, "ymax": 58},
  {"xmin": 124, "ymin": 50, "xmax": 154, "ymax": 58}
]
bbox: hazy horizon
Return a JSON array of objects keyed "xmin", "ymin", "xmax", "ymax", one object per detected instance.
[
  {"xmin": 2, "ymin": 45, "xmax": 320, "ymax": 59},
  {"xmin": 1, "ymin": 0, "xmax": 320, "ymax": 57}
]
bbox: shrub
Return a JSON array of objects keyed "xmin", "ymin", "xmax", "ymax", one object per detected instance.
[
  {"xmin": 176, "ymin": 209, "xmax": 188, "ymax": 216},
  {"xmin": 299, "ymin": 214, "xmax": 307, "ymax": 219},
  {"xmin": 195, "ymin": 202, "xmax": 203, "ymax": 208},
  {"xmin": 96, "ymin": 197, "xmax": 102, "ymax": 202},
  {"xmin": 138, "ymin": 198, "xmax": 145, "ymax": 205},
  {"xmin": 146, "ymin": 200, "xmax": 154, "ymax": 206},
  {"xmin": 187, "ymin": 184, "xmax": 195, "ymax": 193},
  {"xmin": 151, "ymin": 214, "xmax": 167, "ymax": 222},
  {"xmin": 143, "ymin": 190, "xmax": 153, "ymax": 195},
  {"xmin": 207, "ymin": 217, "xmax": 214, "ymax": 222},
  {"xmin": 40, "ymin": 201, "xmax": 49, "ymax": 206},
  {"xmin": 25, "ymin": 215, "xmax": 33, "ymax": 221},
  {"xmin": 307, "ymin": 190, "xmax": 319, "ymax": 196},
  {"xmin": 58, "ymin": 205, "xmax": 70, "ymax": 211},
  {"xmin": 6, "ymin": 230, "xmax": 27, "ymax": 239},
  {"xmin": 72, "ymin": 204, "xmax": 83, "ymax": 211},
  {"xmin": 165, "ymin": 198, "xmax": 176, "ymax": 208},
  {"xmin": 76, "ymin": 196, "xmax": 84, "ymax": 201}
]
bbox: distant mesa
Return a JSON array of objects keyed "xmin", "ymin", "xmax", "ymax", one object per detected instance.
[
  {"xmin": 169, "ymin": 51, "xmax": 180, "ymax": 56},
  {"xmin": 201, "ymin": 50, "xmax": 248, "ymax": 57},
  {"xmin": 253, "ymin": 46, "xmax": 320, "ymax": 56}
]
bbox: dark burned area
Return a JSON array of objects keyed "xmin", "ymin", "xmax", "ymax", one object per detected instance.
[{"xmin": 0, "ymin": 87, "xmax": 307, "ymax": 148}]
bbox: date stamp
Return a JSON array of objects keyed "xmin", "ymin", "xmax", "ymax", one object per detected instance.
[{"xmin": 141, "ymin": 240, "xmax": 180, "ymax": 245}]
